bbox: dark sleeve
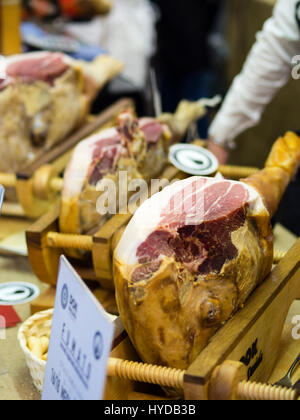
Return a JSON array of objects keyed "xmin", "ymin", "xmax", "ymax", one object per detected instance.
[{"xmin": 152, "ymin": 0, "xmax": 224, "ymax": 75}]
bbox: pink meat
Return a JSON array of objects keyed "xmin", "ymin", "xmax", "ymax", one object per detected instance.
[
  {"xmin": 135, "ymin": 179, "xmax": 250, "ymax": 277},
  {"xmin": 88, "ymin": 145, "xmax": 122, "ymax": 186},
  {"xmin": 91, "ymin": 134, "xmax": 121, "ymax": 161},
  {"xmin": 6, "ymin": 53, "xmax": 69, "ymax": 85},
  {"xmin": 139, "ymin": 118, "xmax": 165, "ymax": 144},
  {"xmin": 88, "ymin": 134, "xmax": 122, "ymax": 185}
]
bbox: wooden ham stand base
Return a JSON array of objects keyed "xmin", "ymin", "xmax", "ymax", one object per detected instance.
[
  {"xmin": 26, "ymin": 147, "xmax": 282, "ymax": 298},
  {"xmin": 104, "ymin": 239, "xmax": 300, "ymax": 400},
  {"xmin": 27, "ymin": 239, "xmax": 300, "ymax": 399},
  {"xmin": 0, "ymin": 99, "xmax": 134, "ymax": 220}
]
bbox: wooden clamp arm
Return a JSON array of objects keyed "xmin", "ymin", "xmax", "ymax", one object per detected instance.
[{"xmin": 106, "ymin": 358, "xmax": 298, "ymax": 401}]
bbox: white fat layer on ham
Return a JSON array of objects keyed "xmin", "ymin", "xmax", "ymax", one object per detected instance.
[
  {"xmin": 3, "ymin": 51, "xmax": 75, "ymax": 70},
  {"xmin": 62, "ymin": 127, "xmax": 119, "ymax": 198},
  {"xmin": 116, "ymin": 176, "xmax": 268, "ymax": 266}
]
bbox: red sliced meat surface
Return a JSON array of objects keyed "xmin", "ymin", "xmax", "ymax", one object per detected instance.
[
  {"xmin": 6, "ymin": 53, "xmax": 69, "ymax": 85},
  {"xmin": 136, "ymin": 179, "xmax": 250, "ymax": 276},
  {"xmin": 117, "ymin": 114, "xmax": 165, "ymax": 148},
  {"xmin": 87, "ymin": 134, "xmax": 122, "ymax": 185},
  {"xmin": 139, "ymin": 119, "xmax": 165, "ymax": 144},
  {"xmin": 91, "ymin": 134, "xmax": 121, "ymax": 161},
  {"xmin": 88, "ymin": 145, "xmax": 122, "ymax": 186}
]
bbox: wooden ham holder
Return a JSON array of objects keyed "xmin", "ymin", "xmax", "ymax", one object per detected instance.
[
  {"xmin": 26, "ymin": 204, "xmax": 287, "ymax": 315},
  {"xmin": 26, "ymin": 148, "xmax": 287, "ymax": 314},
  {"xmin": 26, "ymin": 162, "xmax": 189, "ymax": 313},
  {"xmin": 0, "ymin": 98, "xmax": 135, "ymax": 219},
  {"xmin": 105, "ymin": 239, "xmax": 300, "ymax": 400}
]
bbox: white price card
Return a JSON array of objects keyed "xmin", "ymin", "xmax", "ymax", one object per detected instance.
[{"xmin": 42, "ymin": 256, "xmax": 115, "ymax": 400}]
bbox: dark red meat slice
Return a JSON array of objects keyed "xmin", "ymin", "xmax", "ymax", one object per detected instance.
[
  {"xmin": 137, "ymin": 230, "xmax": 173, "ymax": 264},
  {"xmin": 89, "ymin": 144, "xmax": 121, "ymax": 186},
  {"xmin": 135, "ymin": 180, "xmax": 250, "ymax": 279}
]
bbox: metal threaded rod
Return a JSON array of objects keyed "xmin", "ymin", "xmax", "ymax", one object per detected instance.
[
  {"xmin": 46, "ymin": 232, "xmax": 93, "ymax": 251},
  {"xmin": 107, "ymin": 358, "xmax": 185, "ymax": 389},
  {"xmin": 237, "ymin": 380, "xmax": 299, "ymax": 401}
]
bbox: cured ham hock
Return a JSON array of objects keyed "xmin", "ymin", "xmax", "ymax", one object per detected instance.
[
  {"xmin": 114, "ymin": 132, "xmax": 300, "ymax": 370},
  {"xmin": 60, "ymin": 101, "xmax": 208, "ymax": 235},
  {"xmin": 0, "ymin": 51, "xmax": 123, "ymax": 174}
]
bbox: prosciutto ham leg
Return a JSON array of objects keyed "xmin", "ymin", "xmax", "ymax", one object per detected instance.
[
  {"xmin": 60, "ymin": 99, "xmax": 209, "ymax": 236},
  {"xmin": 60, "ymin": 111, "xmax": 171, "ymax": 236},
  {"xmin": 114, "ymin": 131, "xmax": 300, "ymax": 370},
  {"xmin": 0, "ymin": 52, "xmax": 123, "ymax": 175}
]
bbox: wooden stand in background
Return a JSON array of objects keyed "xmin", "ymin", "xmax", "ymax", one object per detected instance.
[
  {"xmin": 0, "ymin": 0, "xmax": 22, "ymax": 55},
  {"xmin": 0, "ymin": 99, "xmax": 134, "ymax": 219}
]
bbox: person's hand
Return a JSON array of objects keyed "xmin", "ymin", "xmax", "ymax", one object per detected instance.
[{"xmin": 207, "ymin": 138, "xmax": 230, "ymax": 165}]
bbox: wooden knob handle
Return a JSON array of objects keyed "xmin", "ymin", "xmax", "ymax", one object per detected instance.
[
  {"xmin": 0, "ymin": 172, "xmax": 16, "ymax": 188},
  {"xmin": 46, "ymin": 232, "xmax": 93, "ymax": 251},
  {"xmin": 209, "ymin": 361, "xmax": 299, "ymax": 401},
  {"xmin": 49, "ymin": 177, "xmax": 64, "ymax": 193}
]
